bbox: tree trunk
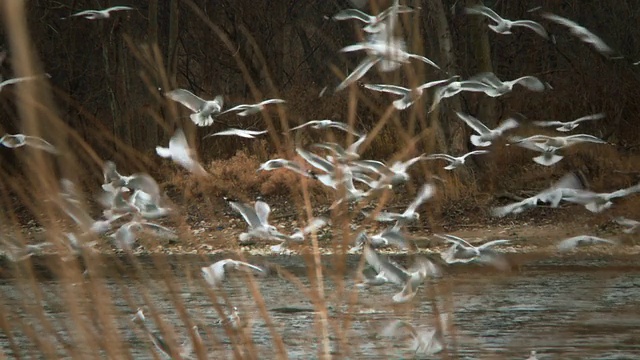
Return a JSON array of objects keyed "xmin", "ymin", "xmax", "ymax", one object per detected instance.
[{"xmin": 168, "ymin": 0, "xmax": 179, "ymax": 86}]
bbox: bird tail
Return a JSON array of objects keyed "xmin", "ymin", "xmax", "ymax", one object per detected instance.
[{"xmin": 533, "ymin": 153, "xmax": 563, "ymax": 166}]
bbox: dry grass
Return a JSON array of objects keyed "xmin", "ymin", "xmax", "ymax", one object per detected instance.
[{"xmin": 2, "ymin": 1, "xmax": 640, "ymax": 359}]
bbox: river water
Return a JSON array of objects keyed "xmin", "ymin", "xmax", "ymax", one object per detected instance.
[{"xmin": 0, "ymin": 253, "xmax": 639, "ymax": 359}]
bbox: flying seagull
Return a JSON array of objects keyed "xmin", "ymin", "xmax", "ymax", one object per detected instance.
[
  {"xmin": 225, "ymin": 198, "xmax": 286, "ymax": 243},
  {"xmin": 201, "ymin": 259, "xmax": 264, "ymax": 287},
  {"xmin": 542, "ymin": 13, "xmax": 615, "ymax": 56},
  {"xmin": 471, "ymin": 72, "xmax": 545, "ymax": 97},
  {"xmin": 465, "ymin": 5, "xmax": 549, "ymax": 39},
  {"xmin": 204, "ymin": 128, "xmax": 267, "ymax": 139},
  {"xmin": 455, "ymin": 111, "xmax": 519, "ymax": 147},
  {"xmin": 425, "ymin": 150, "xmax": 489, "ymax": 170},
  {"xmin": 556, "ymin": 235, "xmax": 617, "ymax": 252},
  {"xmin": 363, "ymin": 76, "xmax": 458, "ymax": 110},
  {"xmin": 436, "ymin": 234, "xmax": 510, "ymax": 269},
  {"xmin": 156, "ymin": 128, "xmax": 208, "ymax": 176},
  {"xmin": 132, "ymin": 309, "xmax": 200, "ymax": 359},
  {"xmin": 289, "ymin": 119, "xmax": 360, "ymax": 136},
  {"xmin": 0, "ymin": 133, "xmax": 58, "ymax": 154},
  {"xmin": 110, "ymin": 218, "xmax": 178, "ymax": 250},
  {"xmin": 333, "ymin": 3, "xmax": 415, "ymax": 33},
  {"xmin": 614, "ymin": 217, "xmax": 640, "ymax": 234},
  {"xmin": 218, "ymin": 99, "xmax": 285, "ymax": 117},
  {"xmin": 64, "ymin": 6, "xmax": 134, "ymax": 20},
  {"xmin": 532, "ymin": 113, "xmax": 605, "ymax": 132},
  {"xmin": 165, "ymin": 89, "xmax": 224, "ymax": 126},
  {"xmin": 368, "ymin": 183, "xmax": 435, "ymax": 226}
]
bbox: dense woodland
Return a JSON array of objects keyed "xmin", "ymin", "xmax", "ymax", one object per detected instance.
[{"xmin": 1, "ymin": 0, "xmax": 640, "ymax": 192}]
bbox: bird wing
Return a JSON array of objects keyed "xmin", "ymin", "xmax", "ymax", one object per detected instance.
[
  {"xmin": 564, "ymin": 134, "xmax": 607, "ymax": 145},
  {"xmin": 425, "ymin": 153, "xmax": 456, "ymax": 162},
  {"xmin": 364, "ymin": 83, "xmax": 409, "ymax": 96},
  {"xmin": 69, "ymin": 10, "xmax": 100, "ymax": 17},
  {"xmin": 140, "ymin": 222, "xmax": 178, "ymax": 241},
  {"xmin": 363, "ymin": 243, "xmax": 408, "ymax": 285},
  {"xmin": 495, "ymin": 117, "xmax": 520, "ymax": 133},
  {"xmin": 206, "ymin": 128, "xmax": 267, "ymax": 138},
  {"xmin": 233, "ymin": 260, "xmax": 265, "ymax": 273},
  {"xmin": 455, "ymin": 111, "xmax": 491, "ymax": 134},
  {"xmin": 511, "ymin": 76, "xmax": 545, "ymax": 92},
  {"xmin": 532, "ymin": 120, "xmax": 565, "ymax": 127},
  {"xmin": 254, "ymin": 201, "xmax": 272, "ymax": 226},
  {"xmin": 574, "ymin": 113, "xmax": 605, "ymax": 123},
  {"xmin": 333, "ymin": 9, "xmax": 373, "ymax": 23},
  {"xmin": 228, "ymin": 200, "xmax": 262, "ymax": 228},
  {"xmin": 461, "ymin": 150, "xmax": 490, "ymax": 159},
  {"xmin": 418, "ymin": 76, "xmax": 459, "ymax": 90},
  {"xmin": 302, "ymin": 217, "xmax": 329, "ymax": 235},
  {"xmin": 296, "ymin": 148, "xmax": 335, "ymax": 173},
  {"xmin": 407, "ymin": 54, "xmax": 441, "ymax": 69},
  {"xmin": 614, "ymin": 217, "xmax": 640, "ymax": 227},
  {"xmin": 335, "ymin": 56, "xmax": 380, "ymax": 92},
  {"xmin": 477, "ymin": 239, "xmax": 510, "ymax": 250},
  {"xmin": 464, "ymin": 5, "xmax": 503, "ymax": 24},
  {"xmin": 165, "ymin": 89, "xmax": 206, "ymax": 112},
  {"xmin": 106, "ymin": 6, "xmax": 134, "ymax": 12},
  {"xmin": 22, "ymin": 135, "xmax": 58, "ymax": 154},
  {"xmin": 511, "ymin": 20, "xmax": 549, "ymax": 38},
  {"xmin": 435, "ymin": 234, "xmax": 474, "ymax": 248},
  {"xmin": 405, "ymin": 184, "xmax": 435, "ymax": 214}
]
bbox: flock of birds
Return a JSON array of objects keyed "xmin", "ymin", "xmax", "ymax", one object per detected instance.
[{"xmin": 1, "ymin": 2, "xmax": 639, "ymax": 358}]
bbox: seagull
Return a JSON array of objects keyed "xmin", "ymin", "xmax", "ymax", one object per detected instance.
[
  {"xmin": 368, "ymin": 183, "xmax": 435, "ymax": 226},
  {"xmin": 165, "ymin": 89, "xmax": 223, "ymax": 126},
  {"xmin": 381, "ymin": 320, "xmax": 443, "ymax": 356},
  {"xmin": 430, "ymin": 80, "xmax": 496, "ymax": 111},
  {"xmin": 214, "ymin": 306, "xmax": 245, "ymax": 330},
  {"xmin": 455, "ymin": 111, "xmax": 519, "ymax": 147},
  {"xmin": 333, "ymin": 3, "xmax": 415, "ymax": 33},
  {"xmin": 289, "ymin": 119, "xmax": 360, "ymax": 136},
  {"xmin": 425, "ymin": 150, "xmax": 489, "ymax": 170},
  {"xmin": 490, "ymin": 172, "xmax": 586, "ymax": 217},
  {"xmin": 201, "ymin": 259, "xmax": 264, "ymax": 287},
  {"xmin": 0, "ymin": 133, "xmax": 58, "ymax": 154},
  {"xmin": 225, "ymin": 198, "xmax": 285, "ymax": 243},
  {"xmin": 271, "ymin": 217, "xmax": 330, "ymax": 253},
  {"xmin": 436, "ymin": 234, "xmax": 510, "ymax": 269},
  {"xmin": 101, "ymin": 163, "xmax": 161, "ymax": 202},
  {"xmin": 363, "ymin": 76, "xmax": 458, "ymax": 110},
  {"xmin": 360, "ymin": 242, "xmax": 437, "ymax": 303},
  {"xmin": 532, "ymin": 113, "xmax": 606, "ymax": 132},
  {"xmin": 310, "ymin": 133, "xmax": 367, "ymax": 163},
  {"xmin": 110, "ymin": 218, "xmax": 178, "ymax": 250},
  {"xmin": 156, "ymin": 128, "xmax": 208, "ymax": 176},
  {"xmin": 465, "ymin": 5, "xmax": 549, "ymax": 39},
  {"xmin": 508, "ymin": 134, "xmax": 607, "ymax": 166},
  {"xmin": 127, "ymin": 190, "xmax": 173, "ymax": 219},
  {"xmin": 556, "ymin": 235, "xmax": 617, "ymax": 252},
  {"xmin": 204, "ymin": 128, "xmax": 267, "ymax": 139},
  {"xmin": 218, "ymin": 99, "xmax": 285, "ymax": 117},
  {"xmin": 471, "ymin": 72, "xmax": 545, "ymax": 97},
  {"xmin": 0, "ymin": 73, "xmax": 51, "ymax": 92},
  {"xmin": 132, "ymin": 309, "xmax": 200, "ymax": 359},
  {"xmin": 65, "ymin": 6, "xmax": 134, "ymax": 20},
  {"xmin": 557, "ymin": 183, "xmax": 640, "ymax": 213},
  {"xmin": 542, "ymin": 13, "xmax": 615, "ymax": 55},
  {"xmin": 257, "ymin": 159, "xmax": 310, "ymax": 177},
  {"xmin": 614, "ymin": 217, "xmax": 640, "ymax": 234}
]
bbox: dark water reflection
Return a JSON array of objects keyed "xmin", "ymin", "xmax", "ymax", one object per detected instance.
[{"xmin": 1, "ymin": 254, "xmax": 639, "ymax": 359}]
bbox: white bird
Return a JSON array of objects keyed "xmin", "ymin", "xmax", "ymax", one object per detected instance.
[
  {"xmin": 363, "ymin": 77, "xmax": 458, "ymax": 110},
  {"xmin": 0, "ymin": 73, "xmax": 51, "ymax": 92},
  {"xmin": 156, "ymin": 128, "xmax": 208, "ymax": 176},
  {"xmin": 333, "ymin": 4, "xmax": 415, "ymax": 33},
  {"xmin": 508, "ymin": 134, "xmax": 607, "ymax": 166},
  {"xmin": 381, "ymin": 320, "xmax": 443, "ymax": 356},
  {"xmin": 201, "ymin": 259, "xmax": 264, "ymax": 287},
  {"xmin": 360, "ymin": 242, "xmax": 437, "ymax": 303},
  {"xmin": 369, "ymin": 183, "xmax": 435, "ymax": 226},
  {"xmin": 66, "ymin": 6, "xmax": 134, "ymax": 20},
  {"xmin": 0, "ymin": 133, "xmax": 58, "ymax": 154},
  {"xmin": 271, "ymin": 217, "xmax": 330, "ymax": 253},
  {"xmin": 225, "ymin": 198, "xmax": 285, "ymax": 243},
  {"xmin": 542, "ymin": 13, "xmax": 615, "ymax": 55},
  {"xmin": 532, "ymin": 113, "xmax": 605, "ymax": 132},
  {"xmin": 425, "ymin": 150, "xmax": 489, "ymax": 170},
  {"xmin": 557, "ymin": 183, "xmax": 640, "ymax": 213},
  {"xmin": 436, "ymin": 234, "xmax": 510, "ymax": 269},
  {"xmin": 526, "ymin": 351, "xmax": 539, "ymax": 360},
  {"xmin": 214, "ymin": 306, "xmax": 245, "ymax": 330},
  {"xmin": 132, "ymin": 309, "xmax": 200, "ymax": 359},
  {"xmin": 257, "ymin": 159, "xmax": 310, "ymax": 177},
  {"xmin": 430, "ymin": 80, "xmax": 497, "ymax": 111},
  {"xmin": 614, "ymin": 217, "xmax": 640, "ymax": 234},
  {"xmin": 101, "ymin": 163, "xmax": 161, "ymax": 202},
  {"xmin": 556, "ymin": 235, "xmax": 617, "ymax": 252},
  {"xmin": 205, "ymin": 128, "xmax": 267, "ymax": 139},
  {"xmin": 165, "ymin": 89, "xmax": 223, "ymax": 126},
  {"xmin": 455, "ymin": 111, "xmax": 520, "ymax": 147},
  {"xmin": 310, "ymin": 133, "xmax": 367, "ymax": 163},
  {"xmin": 465, "ymin": 5, "xmax": 549, "ymax": 39},
  {"xmin": 110, "ymin": 218, "xmax": 177, "ymax": 250},
  {"xmin": 218, "ymin": 99, "xmax": 285, "ymax": 117},
  {"xmin": 127, "ymin": 190, "xmax": 173, "ymax": 219},
  {"xmin": 471, "ymin": 72, "xmax": 545, "ymax": 97},
  {"xmin": 289, "ymin": 119, "xmax": 360, "ymax": 136}
]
